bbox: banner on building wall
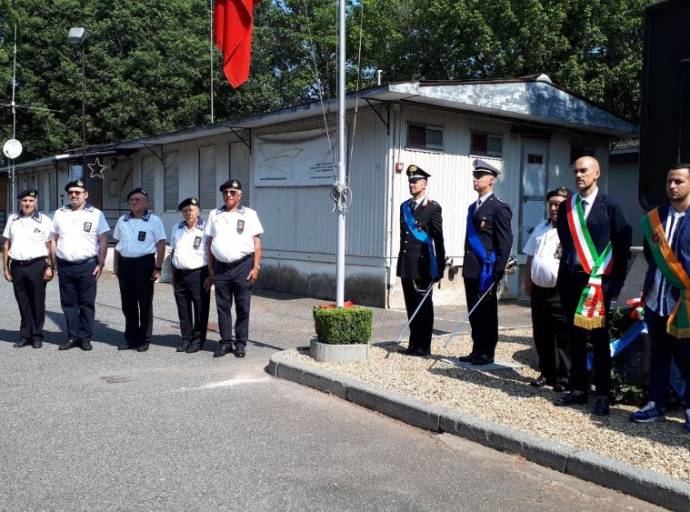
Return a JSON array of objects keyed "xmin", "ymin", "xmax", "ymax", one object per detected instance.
[{"xmin": 253, "ymin": 128, "xmax": 340, "ymax": 187}]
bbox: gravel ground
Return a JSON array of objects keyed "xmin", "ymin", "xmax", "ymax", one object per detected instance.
[{"xmin": 287, "ymin": 328, "xmax": 690, "ymax": 483}]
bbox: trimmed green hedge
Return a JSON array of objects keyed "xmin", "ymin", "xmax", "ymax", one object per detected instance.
[{"xmin": 313, "ymin": 306, "xmax": 373, "ymax": 345}]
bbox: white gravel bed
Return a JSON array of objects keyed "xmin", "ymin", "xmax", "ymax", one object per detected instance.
[{"xmin": 287, "ymin": 328, "xmax": 690, "ymax": 483}]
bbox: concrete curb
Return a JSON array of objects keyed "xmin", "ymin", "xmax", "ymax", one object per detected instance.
[{"xmin": 268, "ymin": 349, "xmax": 690, "ymax": 512}]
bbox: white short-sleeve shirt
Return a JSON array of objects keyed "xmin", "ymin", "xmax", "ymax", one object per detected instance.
[
  {"xmin": 522, "ymin": 220, "xmax": 562, "ymax": 289},
  {"xmin": 51, "ymin": 204, "xmax": 110, "ymax": 262},
  {"xmin": 170, "ymin": 219, "xmax": 208, "ymax": 269},
  {"xmin": 205, "ymin": 205, "xmax": 263, "ymax": 264},
  {"xmin": 2, "ymin": 211, "xmax": 53, "ymax": 261},
  {"xmin": 113, "ymin": 210, "xmax": 166, "ymax": 258}
]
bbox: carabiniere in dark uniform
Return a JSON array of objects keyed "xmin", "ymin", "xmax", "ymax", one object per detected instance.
[
  {"xmin": 396, "ymin": 164, "xmax": 445, "ymax": 357},
  {"xmin": 461, "ymin": 159, "xmax": 513, "ymax": 365}
]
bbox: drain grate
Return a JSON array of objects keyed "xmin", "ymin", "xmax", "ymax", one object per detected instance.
[{"xmin": 100, "ymin": 375, "xmax": 133, "ymax": 384}]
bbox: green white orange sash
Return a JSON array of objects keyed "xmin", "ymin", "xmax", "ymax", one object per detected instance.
[
  {"xmin": 566, "ymin": 195, "xmax": 613, "ymax": 329},
  {"xmin": 640, "ymin": 207, "xmax": 690, "ymax": 338}
]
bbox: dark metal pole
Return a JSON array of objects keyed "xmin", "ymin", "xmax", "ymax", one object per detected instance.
[{"xmin": 81, "ymin": 45, "xmax": 86, "ymax": 171}]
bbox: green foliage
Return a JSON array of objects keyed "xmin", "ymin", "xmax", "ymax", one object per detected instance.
[
  {"xmin": 313, "ymin": 305, "xmax": 372, "ymax": 345},
  {"xmin": 611, "ymin": 369, "xmax": 645, "ymax": 405},
  {"xmin": 0, "ymin": 0, "xmax": 652, "ymax": 162}
]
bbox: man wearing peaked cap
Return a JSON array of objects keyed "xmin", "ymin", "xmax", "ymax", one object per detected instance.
[
  {"xmin": 113, "ymin": 187, "xmax": 166, "ymax": 352},
  {"xmin": 170, "ymin": 197, "xmax": 210, "ymax": 354},
  {"xmin": 206, "ymin": 177, "xmax": 264, "ymax": 358},
  {"xmin": 522, "ymin": 186, "xmax": 571, "ymax": 391},
  {"xmin": 3, "ymin": 188, "xmax": 54, "ymax": 349},
  {"xmin": 460, "ymin": 159, "xmax": 513, "ymax": 365},
  {"xmin": 396, "ymin": 164, "xmax": 445, "ymax": 357},
  {"xmin": 51, "ymin": 178, "xmax": 110, "ymax": 351}
]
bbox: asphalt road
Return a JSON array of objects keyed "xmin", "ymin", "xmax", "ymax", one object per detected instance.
[{"xmin": 0, "ymin": 273, "xmax": 663, "ymax": 511}]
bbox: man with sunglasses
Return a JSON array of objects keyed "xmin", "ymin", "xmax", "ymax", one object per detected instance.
[
  {"xmin": 50, "ymin": 179, "xmax": 110, "ymax": 351},
  {"xmin": 205, "ymin": 179, "xmax": 263, "ymax": 358}
]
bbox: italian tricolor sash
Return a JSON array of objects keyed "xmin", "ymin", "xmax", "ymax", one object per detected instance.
[
  {"xmin": 640, "ymin": 207, "xmax": 690, "ymax": 338},
  {"xmin": 566, "ymin": 195, "xmax": 613, "ymax": 329}
]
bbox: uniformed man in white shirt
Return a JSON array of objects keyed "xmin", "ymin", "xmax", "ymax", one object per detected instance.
[
  {"xmin": 51, "ymin": 179, "xmax": 110, "ymax": 351},
  {"xmin": 2, "ymin": 189, "xmax": 55, "ymax": 349},
  {"xmin": 206, "ymin": 179, "xmax": 263, "ymax": 358},
  {"xmin": 522, "ymin": 187, "xmax": 571, "ymax": 391},
  {"xmin": 170, "ymin": 197, "xmax": 210, "ymax": 353},
  {"xmin": 113, "ymin": 188, "xmax": 166, "ymax": 352}
]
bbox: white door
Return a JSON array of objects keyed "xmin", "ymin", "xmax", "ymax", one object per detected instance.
[{"xmin": 520, "ymin": 140, "xmax": 549, "ymax": 248}]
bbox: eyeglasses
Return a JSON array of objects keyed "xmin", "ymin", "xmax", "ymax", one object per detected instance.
[
  {"xmin": 223, "ymin": 190, "xmax": 240, "ymax": 196},
  {"xmin": 68, "ymin": 190, "xmax": 84, "ymax": 196}
]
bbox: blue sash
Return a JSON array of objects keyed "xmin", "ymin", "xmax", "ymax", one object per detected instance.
[
  {"xmin": 402, "ymin": 201, "xmax": 439, "ymax": 280},
  {"xmin": 466, "ymin": 203, "xmax": 496, "ymax": 292}
]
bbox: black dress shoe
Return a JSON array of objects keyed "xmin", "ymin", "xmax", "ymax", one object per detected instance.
[
  {"xmin": 553, "ymin": 384, "xmax": 566, "ymax": 393},
  {"xmin": 398, "ymin": 346, "xmax": 416, "ymax": 355},
  {"xmin": 177, "ymin": 341, "xmax": 191, "ymax": 353},
  {"xmin": 593, "ymin": 395, "xmax": 610, "ymax": 416},
  {"xmin": 213, "ymin": 343, "xmax": 233, "ymax": 358},
  {"xmin": 32, "ymin": 339, "xmax": 43, "ymax": 349},
  {"xmin": 186, "ymin": 341, "xmax": 204, "ymax": 354},
  {"xmin": 233, "ymin": 343, "xmax": 246, "ymax": 358},
  {"xmin": 470, "ymin": 354, "xmax": 494, "ymax": 365},
  {"xmin": 117, "ymin": 344, "xmax": 137, "ymax": 351},
  {"xmin": 58, "ymin": 339, "xmax": 81, "ymax": 350},
  {"xmin": 458, "ymin": 353, "xmax": 477, "ymax": 363},
  {"xmin": 554, "ymin": 391, "xmax": 588, "ymax": 406},
  {"xmin": 530, "ymin": 375, "xmax": 548, "ymax": 388},
  {"xmin": 13, "ymin": 339, "xmax": 32, "ymax": 348},
  {"xmin": 136, "ymin": 343, "xmax": 149, "ymax": 352},
  {"xmin": 80, "ymin": 340, "xmax": 93, "ymax": 351}
]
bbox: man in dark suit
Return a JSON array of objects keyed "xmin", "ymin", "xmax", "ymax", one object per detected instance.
[
  {"xmin": 554, "ymin": 156, "xmax": 632, "ymax": 416},
  {"xmin": 396, "ymin": 165, "xmax": 445, "ymax": 357},
  {"xmin": 460, "ymin": 159, "xmax": 513, "ymax": 365}
]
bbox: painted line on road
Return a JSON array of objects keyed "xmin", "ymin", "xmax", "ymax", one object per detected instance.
[{"xmin": 196, "ymin": 376, "xmax": 272, "ymax": 390}]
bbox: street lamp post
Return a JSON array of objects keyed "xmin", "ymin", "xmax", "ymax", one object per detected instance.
[{"xmin": 68, "ymin": 27, "xmax": 88, "ymax": 174}]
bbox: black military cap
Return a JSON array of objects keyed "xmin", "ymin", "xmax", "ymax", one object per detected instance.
[
  {"xmin": 64, "ymin": 179, "xmax": 87, "ymax": 192},
  {"xmin": 546, "ymin": 187, "xmax": 571, "ymax": 200},
  {"xmin": 219, "ymin": 179, "xmax": 242, "ymax": 192},
  {"xmin": 406, "ymin": 164, "xmax": 431, "ymax": 180},
  {"xmin": 472, "ymin": 159, "xmax": 501, "ymax": 177},
  {"xmin": 127, "ymin": 187, "xmax": 149, "ymax": 200},
  {"xmin": 178, "ymin": 197, "xmax": 200, "ymax": 211},
  {"xmin": 17, "ymin": 188, "xmax": 39, "ymax": 199}
]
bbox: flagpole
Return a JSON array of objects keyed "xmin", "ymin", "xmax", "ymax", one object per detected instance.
[
  {"xmin": 336, "ymin": 0, "xmax": 346, "ymax": 307},
  {"xmin": 210, "ymin": 0, "xmax": 215, "ymax": 124}
]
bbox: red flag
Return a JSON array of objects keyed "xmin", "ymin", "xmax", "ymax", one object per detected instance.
[{"xmin": 214, "ymin": 0, "xmax": 260, "ymax": 88}]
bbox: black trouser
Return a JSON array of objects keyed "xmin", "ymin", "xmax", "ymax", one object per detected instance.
[
  {"xmin": 531, "ymin": 284, "xmax": 570, "ymax": 386},
  {"xmin": 401, "ymin": 278, "xmax": 434, "ymax": 352},
  {"xmin": 464, "ymin": 278, "xmax": 498, "ymax": 358},
  {"xmin": 117, "ymin": 254, "xmax": 155, "ymax": 346},
  {"xmin": 10, "ymin": 258, "xmax": 47, "ymax": 342},
  {"xmin": 173, "ymin": 266, "xmax": 210, "ymax": 344},
  {"xmin": 214, "ymin": 255, "xmax": 253, "ymax": 346},
  {"xmin": 645, "ymin": 307, "xmax": 690, "ymax": 408},
  {"xmin": 558, "ymin": 269, "xmax": 611, "ymax": 396},
  {"xmin": 57, "ymin": 257, "xmax": 98, "ymax": 341}
]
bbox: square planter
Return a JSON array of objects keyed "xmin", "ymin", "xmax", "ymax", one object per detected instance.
[{"xmin": 310, "ymin": 339, "xmax": 369, "ymax": 363}]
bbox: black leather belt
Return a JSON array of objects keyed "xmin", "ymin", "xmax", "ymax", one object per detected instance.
[
  {"xmin": 173, "ymin": 265, "xmax": 206, "ymax": 274},
  {"xmin": 120, "ymin": 253, "xmax": 155, "ymax": 261},
  {"xmin": 215, "ymin": 254, "xmax": 252, "ymax": 269},
  {"xmin": 57, "ymin": 256, "xmax": 97, "ymax": 266},
  {"xmin": 11, "ymin": 257, "xmax": 46, "ymax": 266}
]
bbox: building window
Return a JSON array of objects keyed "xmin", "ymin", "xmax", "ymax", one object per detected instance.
[
  {"xmin": 163, "ymin": 151, "xmax": 179, "ymax": 211},
  {"xmin": 199, "ymin": 145, "xmax": 217, "ymax": 210},
  {"xmin": 570, "ymin": 144, "xmax": 596, "ymax": 163},
  {"xmin": 470, "ymin": 132, "xmax": 503, "ymax": 157},
  {"xmin": 407, "ymin": 124, "xmax": 444, "ymax": 150}
]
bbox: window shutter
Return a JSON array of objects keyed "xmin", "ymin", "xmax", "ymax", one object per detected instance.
[
  {"xmin": 229, "ymin": 142, "xmax": 250, "ymax": 206},
  {"xmin": 164, "ymin": 151, "xmax": 179, "ymax": 211},
  {"xmin": 142, "ymin": 155, "xmax": 157, "ymax": 211},
  {"xmin": 199, "ymin": 145, "xmax": 217, "ymax": 210}
]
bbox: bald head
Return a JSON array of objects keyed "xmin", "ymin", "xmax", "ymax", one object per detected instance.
[{"xmin": 573, "ymin": 156, "xmax": 600, "ymax": 196}]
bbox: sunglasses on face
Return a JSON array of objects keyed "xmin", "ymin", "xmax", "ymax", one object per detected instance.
[
  {"xmin": 223, "ymin": 190, "xmax": 240, "ymax": 196},
  {"xmin": 68, "ymin": 190, "xmax": 84, "ymax": 196}
]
